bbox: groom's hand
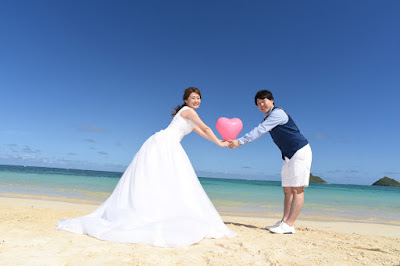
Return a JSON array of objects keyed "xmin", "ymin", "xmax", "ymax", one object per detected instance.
[{"xmin": 228, "ymin": 140, "xmax": 240, "ymax": 149}]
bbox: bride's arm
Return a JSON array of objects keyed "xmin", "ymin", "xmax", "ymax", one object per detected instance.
[
  {"xmin": 181, "ymin": 109, "xmax": 227, "ymax": 147},
  {"xmin": 193, "ymin": 126, "xmax": 213, "ymax": 141}
]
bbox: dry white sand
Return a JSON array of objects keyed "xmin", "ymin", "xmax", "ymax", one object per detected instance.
[{"xmin": 1, "ymin": 195, "xmax": 399, "ymax": 265}]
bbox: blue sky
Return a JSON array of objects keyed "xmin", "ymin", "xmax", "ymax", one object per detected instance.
[{"xmin": 1, "ymin": 0, "xmax": 399, "ymax": 185}]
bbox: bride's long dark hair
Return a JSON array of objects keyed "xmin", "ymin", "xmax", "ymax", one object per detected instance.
[{"xmin": 171, "ymin": 87, "xmax": 202, "ymax": 117}]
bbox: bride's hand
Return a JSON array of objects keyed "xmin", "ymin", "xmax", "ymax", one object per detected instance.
[{"xmin": 217, "ymin": 140, "xmax": 229, "ymax": 148}]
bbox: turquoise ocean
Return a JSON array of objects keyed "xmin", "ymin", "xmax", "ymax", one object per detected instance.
[{"xmin": 1, "ymin": 165, "xmax": 399, "ymax": 222}]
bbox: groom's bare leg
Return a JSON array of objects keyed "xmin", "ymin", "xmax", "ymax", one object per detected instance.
[
  {"xmin": 282, "ymin": 187, "xmax": 294, "ymax": 222},
  {"xmin": 285, "ymin": 187, "xmax": 304, "ymax": 226}
]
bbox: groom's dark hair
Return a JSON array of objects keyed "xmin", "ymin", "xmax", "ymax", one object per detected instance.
[{"xmin": 255, "ymin": 90, "xmax": 274, "ymax": 105}]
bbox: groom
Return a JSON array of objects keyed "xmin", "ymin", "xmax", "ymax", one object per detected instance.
[{"xmin": 229, "ymin": 90, "xmax": 312, "ymax": 234}]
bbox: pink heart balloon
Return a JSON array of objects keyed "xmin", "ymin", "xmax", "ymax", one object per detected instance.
[{"xmin": 216, "ymin": 117, "xmax": 243, "ymax": 141}]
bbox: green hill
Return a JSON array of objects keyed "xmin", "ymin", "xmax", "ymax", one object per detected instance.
[
  {"xmin": 372, "ymin": 177, "xmax": 400, "ymax": 187},
  {"xmin": 310, "ymin": 173, "xmax": 327, "ymax": 183}
]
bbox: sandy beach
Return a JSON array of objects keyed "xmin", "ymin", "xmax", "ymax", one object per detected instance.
[{"xmin": 0, "ymin": 195, "xmax": 399, "ymax": 265}]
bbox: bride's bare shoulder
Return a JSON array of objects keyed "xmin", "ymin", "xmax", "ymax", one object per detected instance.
[{"xmin": 180, "ymin": 107, "xmax": 197, "ymax": 119}]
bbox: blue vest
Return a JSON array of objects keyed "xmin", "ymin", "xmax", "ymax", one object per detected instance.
[{"xmin": 266, "ymin": 107, "xmax": 309, "ymax": 160}]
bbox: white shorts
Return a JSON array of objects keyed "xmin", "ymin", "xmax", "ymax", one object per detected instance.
[{"xmin": 281, "ymin": 144, "xmax": 312, "ymax": 187}]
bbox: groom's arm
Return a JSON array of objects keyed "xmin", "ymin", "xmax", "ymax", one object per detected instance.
[{"xmin": 229, "ymin": 109, "xmax": 288, "ymax": 149}]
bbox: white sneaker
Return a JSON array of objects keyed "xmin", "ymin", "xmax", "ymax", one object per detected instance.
[
  {"xmin": 269, "ymin": 222, "xmax": 295, "ymax": 234},
  {"xmin": 265, "ymin": 220, "xmax": 283, "ymax": 230}
]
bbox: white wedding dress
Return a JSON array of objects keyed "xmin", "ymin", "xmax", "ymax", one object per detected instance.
[{"xmin": 56, "ymin": 106, "xmax": 236, "ymax": 247}]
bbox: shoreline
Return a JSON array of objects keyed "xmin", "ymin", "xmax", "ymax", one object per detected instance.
[
  {"xmin": 2, "ymin": 192, "xmax": 400, "ymax": 228},
  {"xmin": 1, "ymin": 195, "xmax": 399, "ymax": 265}
]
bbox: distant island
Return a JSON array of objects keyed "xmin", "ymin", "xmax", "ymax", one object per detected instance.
[
  {"xmin": 310, "ymin": 173, "xmax": 327, "ymax": 183},
  {"xmin": 372, "ymin": 177, "xmax": 400, "ymax": 187}
]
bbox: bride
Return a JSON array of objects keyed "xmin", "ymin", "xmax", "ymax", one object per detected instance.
[{"xmin": 56, "ymin": 87, "xmax": 236, "ymax": 247}]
